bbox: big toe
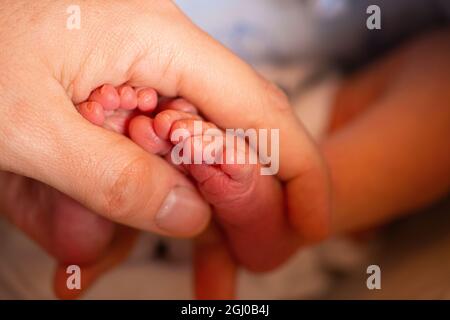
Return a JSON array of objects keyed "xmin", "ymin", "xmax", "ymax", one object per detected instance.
[{"xmin": 129, "ymin": 115, "xmax": 172, "ymax": 155}]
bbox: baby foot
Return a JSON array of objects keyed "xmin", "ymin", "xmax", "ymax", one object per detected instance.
[
  {"xmin": 77, "ymin": 87, "xmax": 298, "ymax": 272},
  {"xmin": 76, "ymin": 84, "xmax": 172, "ymax": 155},
  {"xmin": 77, "ymin": 84, "xmax": 157, "ymax": 130},
  {"xmin": 131, "ymin": 106, "xmax": 300, "ymax": 271}
]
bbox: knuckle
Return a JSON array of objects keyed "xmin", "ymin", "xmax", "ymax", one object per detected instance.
[
  {"xmin": 251, "ymin": 78, "xmax": 292, "ymax": 129},
  {"xmin": 101, "ymin": 156, "xmax": 153, "ymax": 222},
  {"xmin": 263, "ymin": 78, "xmax": 291, "ymax": 111}
]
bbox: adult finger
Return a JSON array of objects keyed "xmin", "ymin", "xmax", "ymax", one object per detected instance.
[{"xmin": 193, "ymin": 225, "xmax": 237, "ymax": 300}]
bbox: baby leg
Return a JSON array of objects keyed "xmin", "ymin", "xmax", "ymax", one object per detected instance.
[{"xmin": 132, "ymin": 107, "xmax": 300, "ymax": 271}]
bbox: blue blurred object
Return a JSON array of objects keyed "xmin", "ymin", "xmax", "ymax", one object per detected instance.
[{"xmin": 175, "ymin": 0, "xmax": 450, "ymax": 65}]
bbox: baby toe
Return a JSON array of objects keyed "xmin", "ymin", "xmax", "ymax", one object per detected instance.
[
  {"xmin": 154, "ymin": 109, "xmax": 201, "ymax": 140},
  {"xmin": 129, "ymin": 115, "xmax": 172, "ymax": 155},
  {"xmin": 169, "ymin": 119, "xmax": 218, "ymax": 145},
  {"xmin": 136, "ymin": 88, "xmax": 158, "ymax": 112},
  {"xmin": 117, "ymin": 85, "xmax": 138, "ymax": 110},
  {"xmin": 89, "ymin": 84, "xmax": 120, "ymax": 111},
  {"xmin": 77, "ymin": 101, "xmax": 105, "ymax": 126}
]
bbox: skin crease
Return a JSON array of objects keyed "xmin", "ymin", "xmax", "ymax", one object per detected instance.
[{"xmin": 0, "ymin": 0, "xmax": 330, "ymax": 299}]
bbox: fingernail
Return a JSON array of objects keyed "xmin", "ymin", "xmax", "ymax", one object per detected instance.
[{"xmin": 155, "ymin": 186, "xmax": 210, "ymax": 236}]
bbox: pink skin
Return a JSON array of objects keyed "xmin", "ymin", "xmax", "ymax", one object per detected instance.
[
  {"xmin": 153, "ymin": 110, "xmax": 202, "ymax": 141},
  {"xmin": 117, "ymin": 85, "xmax": 138, "ymax": 110},
  {"xmin": 136, "ymin": 88, "xmax": 159, "ymax": 112},
  {"xmin": 77, "ymin": 102, "xmax": 106, "ymax": 127},
  {"xmin": 151, "ymin": 113, "xmax": 300, "ymax": 271},
  {"xmin": 77, "ymin": 84, "xmax": 158, "ymax": 135},
  {"xmin": 89, "ymin": 84, "xmax": 121, "ymax": 111},
  {"xmin": 77, "ymin": 85, "xmax": 298, "ymax": 272},
  {"xmin": 158, "ymin": 98, "xmax": 199, "ymax": 115},
  {"xmin": 128, "ymin": 115, "xmax": 172, "ymax": 155},
  {"xmin": 51, "ymin": 194, "xmax": 116, "ymax": 264},
  {"xmin": 53, "ymin": 84, "xmax": 156, "ymax": 265}
]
